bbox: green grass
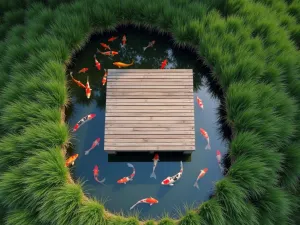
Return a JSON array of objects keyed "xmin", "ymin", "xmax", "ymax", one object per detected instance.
[{"xmin": 0, "ymin": 0, "xmax": 299, "ymax": 224}]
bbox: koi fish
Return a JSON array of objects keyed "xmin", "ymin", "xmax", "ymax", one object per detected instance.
[
  {"xmin": 85, "ymin": 138, "xmax": 101, "ymax": 155},
  {"xmin": 117, "ymin": 163, "xmax": 135, "ymax": 184},
  {"xmin": 193, "ymin": 168, "xmax": 208, "ymax": 189},
  {"xmin": 160, "ymin": 59, "xmax": 168, "ymax": 69},
  {"xmin": 150, "ymin": 153, "xmax": 159, "ymax": 179},
  {"xmin": 94, "ymin": 55, "xmax": 101, "ymax": 71},
  {"xmin": 102, "ymin": 69, "xmax": 108, "ymax": 86},
  {"xmin": 65, "ymin": 154, "xmax": 79, "ymax": 167},
  {"xmin": 143, "ymin": 40, "xmax": 155, "ymax": 51},
  {"xmin": 121, "ymin": 35, "xmax": 126, "ymax": 47},
  {"xmin": 196, "ymin": 96, "xmax": 204, "ymax": 109},
  {"xmin": 216, "ymin": 150, "xmax": 224, "ymax": 172},
  {"xmin": 85, "ymin": 76, "xmax": 92, "ymax": 99},
  {"xmin": 72, "ymin": 114, "xmax": 96, "ymax": 132},
  {"xmin": 97, "ymin": 49, "xmax": 119, "ymax": 56},
  {"xmin": 200, "ymin": 128, "xmax": 211, "ymax": 150},
  {"xmin": 161, "ymin": 161, "xmax": 183, "ymax": 186},
  {"xmin": 93, "ymin": 165, "xmax": 106, "ymax": 184},
  {"xmin": 100, "ymin": 43, "xmax": 111, "ymax": 50},
  {"xmin": 130, "ymin": 197, "xmax": 159, "ymax": 210},
  {"xmin": 78, "ymin": 68, "xmax": 89, "ymax": 73},
  {"xmin": 113, "ymin": 60, "xmax": 134, "ymax": 68},
  {"xmin": 108, "ymin": 36, "xmax": 118, "ymax": 42},
  {"xmin": 69, "ymin": 72, "xmax": 86, "ymax": 89}
]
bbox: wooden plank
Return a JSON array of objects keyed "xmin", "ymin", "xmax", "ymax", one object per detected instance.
[
  {"xmin": 105, "ymin": 134, "xmax": 194, "ymax": 139},
  {"xmin": 108, "ymin": 75, "xmax": 193, "ymax": 79},
  {"xmin": 105, "ymin": 112, "xmax": 194, "ymax": 117},
  {"xmin": 106, "ymin": 95, "xmax": 193, "ymax": 99},
  {"xmin": 107, "ymin": 92, "xmax": 193, "ymax": 96},
  {"xmin": 105, "ymin": 146, "xmax": 195, "ymax": 151},
  {"xmin": 108, "ymin": 69, "xmax": 192, "ymax": 73},
  {"xmin": 105, "ymin": 130, "xmax": 195, "ymax": 135},
  {"xmin": 105, "ymin": 138, "xmax": 195, "ymax": 143},
  {"xmin": 108, "ymin": 79, "xmax": 192, "ymax": 82},
  {"xmin": 105, "ymin": 123, "xmax": 195, "ymax": 128},
  {"xmin": 106, "ymin": 109, "xmax": 194, "ymax": 113},
  {"xmin": 105, "ymin": 117, "xmax": 194, "ymax": 121},
  {"xmin": 106, "ymin": 88, "xmax": 193, "ymax": 93},
  {"xmin": 106, "ymin": 85, "xmax": 192, "ymax": 89},
  {"xmin": 105, "ymin": 120, "xmax": 194, "ymax": 124},
  {"xmin": 106, "ymin": 106, "xmax": 193, "ymax": 110},
  {"xmin": 106, "ymin": 103, "xmax": 194, "ymax": 106},
  {"xmin": 106, "ymin": 99, "xmax": 194, "ymax": 103},
  {"xmin": 105, "ymin": 142, "xmax": 195, "ymax": 146},
  {"xmin": 108, "ymin": 82, "xmax": 192, "ymax": 86},
  {"xmin": 105, "ymin": 127, "xmax": 194, "ymax": 131}
]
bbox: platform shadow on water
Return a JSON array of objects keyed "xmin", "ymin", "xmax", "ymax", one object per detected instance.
[{"xmin": 108, "ymin": 152, "xmax": 191, "ymax": 162}]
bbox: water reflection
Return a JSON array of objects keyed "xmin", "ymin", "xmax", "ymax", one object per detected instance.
[{"xmin": 65, "ymin": 25, "xmax": 231, "ymax": 219}]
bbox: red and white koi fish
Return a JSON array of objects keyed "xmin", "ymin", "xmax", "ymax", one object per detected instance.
[
  {"xmin": 102, "ymin": 69, "xmax": 108, "ymax": 86},
  {"xmin": 94, "ymin": 55, "xmax": 101, "ymax": 71},
  {"xmin": 121, "ymin": 35, "xmax": 126, "ymax": 47},
  {"xmin": 150, "ymin": 153, "xmax": 159, "ymax": 179},
  {"xmin": 65, "ymin": 154, "xmax": 79, "ymax": 167},
  {"xmin": 216, "ymin": 150, "xmax": 224, "ymax": 172},
  {"xmin": 143, "ymin": 40, "xmax": 155, "ymax": 51},
  {"xmin": 196, "ymin": 96, "xmax": 204, "ymax": 109},
  {"xmin": 85, "ymin": 138, "xmax": 101, "ymax": 155},
  {"xmin": 70, "ymin": 72, "xmax": 86, "ymax": 89},
  {"xmin": 85, "ymin": 76, "xmax": 92, "ymax": 99},
  {"xmin": 161, "ymin": 161, "xmax": 183, "ymax": 186},
  {"xmin": 117, "ymin": 163, "xmax": 135, "ymax": 184},
  {"xmin": 93, "ymin": 165, "xmax": 106, "ymax": 184},
  {"xmin": 78, "ymin": 68, "xmax": 89, "ymax": 73},
  {"xmin": 160, "ymin": 59, "xmax": 168, "ymax": 69},
  {"xmin": 130, "ymin": 197, "xmax": 159, "ymax": 210},
  {"xmin": 97, "ymin": 49, "xmax": 119, "ymax": 56},
  {"xmin": 108, "ymin": 36, "xmax": 118, "ymax": 42},
  {"xmin": 100, "ymin": 43, "xmax": 111, "ymax": 50},
  {"xmin": 200, "ymin": 128, "xmax": 211, "ymax": 150},
  {"xmin": 72, "ymin": 114, "xmax": 96, "ymax": 132},
  {"xmin": 193, "ymin": 168, "xmax": 208, "ymax": 189}
]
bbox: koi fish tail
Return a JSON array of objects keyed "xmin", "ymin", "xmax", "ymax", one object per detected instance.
[
  {"xmin": 205, "ymin": 141, "xmax": 211, "ymax": 150},
  {"xmin": 130, "ymin": 201, "xmax": 140, "ymax": 210},
  {"xmin": 150, "ymin": 170, "xmax": 156, "ymax": 179},
  {"xmin": 69, "ymin": 72, "xmax": 73, "ymax": 78},
  {"xmin": 96, "ymin": 48, "xmax": 101, "ymax": 53},
  {"xmin": 94, "ymin": 54, "xmax": 96, "ymax": 58},
  {"xmin": 84, "ymin": 149, "xmax": 90, "ymax": 155},
  {"xmin": 193, "ymin": 181, "xmax": 199, "ymax": 189},
  {"xmin": 95, "ymin": 176, "xmax": 105, "ymax": 184},
  {"xmin": 99, "ymin": 177, "xmax": 106, "ymax": 183},
  {"xmin": 219, "ymin": 163, "xmax": 224, "ymax": 172},
  {"xmin": 180, "ymin": 161, "xmax": 183, "ymax": 171},
  {"xmin": 127, "ymin": 163, "xmax": 134, "ymax": 168},
  {"xmin": 143, "ymin": 47, "xmax": 147, "ymax": 51},
  {"xmin": 130, "ymin": 60, "xmax": 134, "ymax": 65}
]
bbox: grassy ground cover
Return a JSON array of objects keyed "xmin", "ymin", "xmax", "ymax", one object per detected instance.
[{"xmin": 0, "ymin": 0, "xmax": 299, "ymax": 224}]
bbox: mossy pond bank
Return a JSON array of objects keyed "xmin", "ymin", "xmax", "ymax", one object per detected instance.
[{"xmin": 66, "ymin": 25, "xmax": 229, "ymax": 219}]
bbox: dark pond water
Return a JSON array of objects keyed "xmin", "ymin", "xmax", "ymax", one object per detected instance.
[{"xmin": 66, "ymin": 25, "xmax": 229, "ymax": 219}]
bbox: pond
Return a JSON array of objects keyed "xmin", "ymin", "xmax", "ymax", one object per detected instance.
[{"xmin": 65, "ymin": 25, "xmax": 229, "ymax": 219}]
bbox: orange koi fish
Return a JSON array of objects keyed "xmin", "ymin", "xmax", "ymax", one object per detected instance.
[
  {"xmin": 150, "ymin": 153, "xmax": 159, "ymax": 179},
  {"xmin": 160, "ymin": 59, "xmax": 168, "ymax": 69},
  {"xmin": 85, "ymin": 138, "xmax": 100, "ymax": 155},
  {"xmin": 73, "ymin": 114, "xmax": 96, "ymax": 132},
  {"xmin": 85, "ymin": 76, "xmax": 92, "ymax": 99},
  {"xmin": 200, "ymin": 128, "xmax": 211, "ymax": 150},
  {"xmin": 102, "ymin": 69, "xmax": 108, "ymax": 86},
  {"xmin": 97, "ymin": 49, "xmax": 119, "ymax": 56},
  {"xmin": 121, "ymin": 35, "xmax": 126, "ymax": 47},
  {"xmin": 196, "ymin": 96, "xmax": 204, "ymax": 109},
  {"xmin": 94, "ymin": 55, "xmax": 101, "ymax": 70},
  {"xmin": 117, "ymin": 163, "xmax": 135, "ymax": 184},
  {"xmin": 78, "ymin": 68, "xmax": 89, "ymax": 73},
  {"xmin": 69, "ymin": 72, "xmax": 86, "ymax": 89},
  {"xmin": 65, "ymin": 154, "xmax": 79, "ymax": 167},
  {"xmin": 193, "ymin": 168, "xmax": 208, "ymax": 189},
  {"xmin": 100, "ymin": 43, "xmax": 111, "ymax": 50},
  {"xmin": 113, "ymin": 60, "xmax": 134, "ymax": 68},
  {"xmin": 143, "ymin": 40, "xmax": 155, "ymax": 51},
  {"xmin": 130, "ymin": 197, "xmax": 159, "ymax": 210},
  {"xmin": 216, "ymin": 150, "xmax": 224, "ymax": 172},
  {"xmin": 93, "ymin": 165, "xmax": 106, "ymax": 184},
  {"xmin": 108, "ymin": 36, "xmax": 118, "ymax": 42}
]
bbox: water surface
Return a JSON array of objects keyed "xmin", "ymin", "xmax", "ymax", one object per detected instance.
[{"xmin": 66, "ymin": 25, "xmax": 228, "ymax": 219}]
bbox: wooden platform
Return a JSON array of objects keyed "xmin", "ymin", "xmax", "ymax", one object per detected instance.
[{"xmin": 104, "ymin": 69, "xmax": 195, "ymax": 154}]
